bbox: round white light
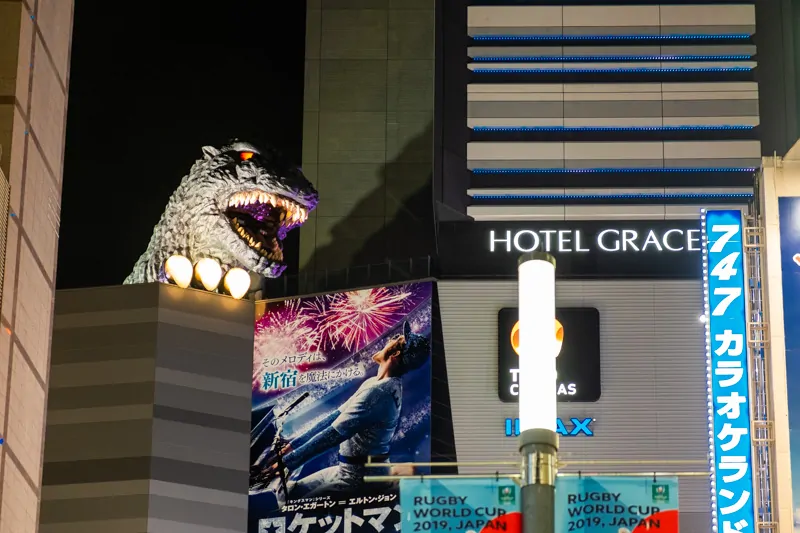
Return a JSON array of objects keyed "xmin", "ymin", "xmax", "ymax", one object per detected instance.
[
  {"xmin": 194, "ymin": 258, "xmax": 223, "ymax": 292},
  {"xmin": 164, "ymin": 255, "xmax": 193, "ymax": 289},
  {"xmin": 223, "ymin": 268, "xmax": 251, "ymax": 300}
]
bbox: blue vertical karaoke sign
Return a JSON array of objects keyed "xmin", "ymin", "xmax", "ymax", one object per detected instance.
[{"xmin": 703, "ymin": 209, "xmax": 755, "ymax": 533}]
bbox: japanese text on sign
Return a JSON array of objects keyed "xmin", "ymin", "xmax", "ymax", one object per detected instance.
[
  {"xmin": 703, "ymin": 210, "xmax": 755, "ymax": 533},
  {"xmin": 258, "ymin": 500, "xmax": 401, "ymax": 533}
]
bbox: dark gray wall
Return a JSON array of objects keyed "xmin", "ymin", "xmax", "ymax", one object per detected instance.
[
  {"xmin": 299, "ymin": 0, "xmax": 437, "ymax": 278},
  {"xmin": 756, "ymin": 0, "xmax": 798, "ymax": 156},
  {"xmin": 42, "ymin": 283, "xmax": 254, "ymax": 533}
]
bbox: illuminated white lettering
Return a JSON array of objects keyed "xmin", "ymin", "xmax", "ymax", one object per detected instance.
[
  {"xmin": 712, "ymin": 287, "xmax": 742, "ymax": 316},
  {"xmin": 641, "ymin": 230, "xmax": 663, "ymax": 252},
  {"xmin": 575, "ymin": 230, "xmax": 590, "ymax": 252},
  {"xmin": 711, "ymin": 252, "xmax": 740, "ymax": 281},
  {"xmin": 687, "ymin": 229, "xmax": 701, "ymax": 251},
  {"xmin": 513, "ymin": 230, "xmax": 540, "ymax": 252},
  {"xmin": 558, "ymin": 230, "xmax": 572, "ymax": 252},
  {"xmin": 489, "ymin": 230, "xmax": 511, "ymax": 252},
  {"xmin": 557, "ymin": 383, "xmax": 577, "ymax": 395},
  {"xmin": 488, "ymin": 227, "xmax": 701, "ymax": 253},
  {"xmin": 663, "ymin": 229, "xmax": 684, "ymax": 251},
  {"xmin": 510, "ymin": 368, "xmax": 574, "ymax": 396},
  {"xmin": 541, "ymin": 230, "xmax": 556, "ymax": 252},
  {"xmin": 597, "ymin": 229, "xmax": 620, "ymax": 251},
  {"xmin": 710, "ymin": 225, "xmax": 740, "ymax": 253},
  {"xmin": 622, "ymin": 229, "xmax": 640, "ymax": 251},
  {"xmin": 509, "ymin": 369, "xmax": 520, "ymax": 395}
]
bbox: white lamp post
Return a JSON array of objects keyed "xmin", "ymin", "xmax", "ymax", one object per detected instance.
[{"xmin": 518, "ymin": 252, "xmax": 558, "ymax": 533}]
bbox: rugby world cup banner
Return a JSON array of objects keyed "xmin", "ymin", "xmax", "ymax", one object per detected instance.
[
  {"xmin": 555, "ymin": 476, "xmax": 679, "ymax": 533},
  {"xmin": 399, "ymin": 478, "xmax": 522, "ymax": 533},
  {"xmin": 399, "ymin": 476, "xmax": 678, "ymax": 533},
  {"xmin": 249, "ymin": 282, "xmax": 433, "ymax": 533}
]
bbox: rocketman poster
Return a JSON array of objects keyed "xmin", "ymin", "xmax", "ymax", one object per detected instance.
[{"xmin": 249, "ymin": 282, "xmax": 433, "ymax": 533}]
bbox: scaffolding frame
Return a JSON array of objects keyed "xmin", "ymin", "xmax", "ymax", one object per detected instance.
[{"xmin": 744, "ymin": 178, "xmax": 779, "ymax": 533}]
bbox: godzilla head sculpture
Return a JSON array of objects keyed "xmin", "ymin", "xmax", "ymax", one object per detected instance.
[{"xmin": 124, "ymin": 140, "xmax": 318, "ymax": 285}]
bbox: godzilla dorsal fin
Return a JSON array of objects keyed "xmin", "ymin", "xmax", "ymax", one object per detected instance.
[{"xmin": 201, "ymin": 145, "xmax": 220, "ymax": 159}]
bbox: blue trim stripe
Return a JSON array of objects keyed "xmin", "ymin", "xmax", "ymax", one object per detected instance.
[
  {"xmin": 471, "ymin": 167, "xmax": 756, "ymax": 174},
  {"xmin": 471, "ymin": 192, "xmax": 753, "ymax": 200},
  {"xmin": 471, "ymin": 34, "xmax": 752, "ymax": 42},
  {"xmin": 471, "ymin": 55, "xmax": 752, "ymax": 62},
  {"xmin": 471, "ymin": 125, "xmax": 755, "ymax": 132},
  {"xmin": 473, "ymin": 66, "xmax": 753, "ymax": 74}
]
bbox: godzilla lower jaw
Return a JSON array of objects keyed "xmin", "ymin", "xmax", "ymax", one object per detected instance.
[{"xmin": 224, "ymin": 190, "xmax": 310, "ymax": 264}]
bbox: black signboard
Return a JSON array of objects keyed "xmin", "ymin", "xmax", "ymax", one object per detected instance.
[
  {"xmin": 437, "ymin": 220, "xmax": 702, "ymax": 279},
  {"xmin": 498, "ymin": 307, "xmax": 601, "ymax": 403}
]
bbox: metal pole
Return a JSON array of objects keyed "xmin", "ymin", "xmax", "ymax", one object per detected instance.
[
  {"xmin": 363, "ymin": 471, "xmax": 709, "ymax": 483},
  {"xmin": 520, "ymin": 428, "xmax": 558, "ymax": 533},
  {"xmin": 518, "ymin": 252, "xmax": 561, "ymax": 533},
  {"xmin": 517, "ymin": 252, "xmax": 559, "ymax": 533}
]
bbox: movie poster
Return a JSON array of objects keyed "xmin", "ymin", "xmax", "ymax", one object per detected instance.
[
  {"xmin": 249, "ymin": 282, "xmax": 433, "ymax": 533},
  {"xmin": 777, "ymin": 197, "xmax": 800, "ymax": 532}
]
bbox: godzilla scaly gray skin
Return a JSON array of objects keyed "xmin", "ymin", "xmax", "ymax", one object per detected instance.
[{"xmin": 124, "ymin": 140, "xmax": 318, "ymax": 285}]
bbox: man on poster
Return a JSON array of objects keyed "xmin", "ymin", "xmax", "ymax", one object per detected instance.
[{"xmin": 257, "ymin": 321, "xmax": 430, "ymax": 502}]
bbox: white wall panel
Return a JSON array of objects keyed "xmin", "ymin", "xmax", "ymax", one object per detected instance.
[{"xmin": 438, "ymin": 280, "xmax": 711, "ymax": 532}]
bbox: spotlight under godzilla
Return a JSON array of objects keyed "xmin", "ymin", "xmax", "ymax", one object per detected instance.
[{"xmin": 124, "ymin": 140, "xmax": 318, "ymax": 284}]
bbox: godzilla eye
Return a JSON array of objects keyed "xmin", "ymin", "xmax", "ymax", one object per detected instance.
[{"xmin": 240, "ymin": 151, "xmax": 254, "ymax": 161}]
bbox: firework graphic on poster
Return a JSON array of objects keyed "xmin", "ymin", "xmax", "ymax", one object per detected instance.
[{"xmin": 252, "ymin": 283, "xmax": 430, "ymax": 395}]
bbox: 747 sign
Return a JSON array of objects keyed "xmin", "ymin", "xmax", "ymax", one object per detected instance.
[{"xmin": 702, "ymin": 209, "xmax": 756, "ymax": 533}]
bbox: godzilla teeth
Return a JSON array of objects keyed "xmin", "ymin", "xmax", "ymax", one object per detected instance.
[{"xmin": 227, "ymin": 190, "xmax": 308, "ymax": 223}]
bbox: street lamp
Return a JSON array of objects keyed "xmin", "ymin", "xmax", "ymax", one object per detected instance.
[{"xmin": 517, "ymin": 252, "xmax": 558, "ymax": 533}]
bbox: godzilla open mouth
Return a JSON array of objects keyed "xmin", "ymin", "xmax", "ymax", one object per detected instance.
[{"xmin": 224, "ymin": 190, "xmax": 310, "ymax": 264}]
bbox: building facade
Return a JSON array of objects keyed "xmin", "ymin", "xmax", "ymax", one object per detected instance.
[
  {"xmin": 438, "ymin": 278, "xmax": 710, "ymax": 530},
  {"xmin": 436, "ymin": 2, "xmax": 761, "ymax": 220},
  {"xmin": 427, "ymin": 2, "xmax": 781, "ymax": 532},
  {"xmin": 759, "ymin": 147, "xmax": 800, "ymax": 533},
  {"xmin": 0, "ymin": 1, "xmax": 74, "ymax": 532},
  {"xmin": 298, "ymin": 0, "xmax": 436, "ymax": 278},
  {"xmin": 297, "ymin": 0, "xmax": 800, "ymax": 275},
  {"xmin": 43, "ymin": 284, "xmax": 254, "ymax": 532}
]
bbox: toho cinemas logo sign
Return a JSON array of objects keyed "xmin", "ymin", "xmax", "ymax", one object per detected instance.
[{"xmin": 498, "ymin": 308, "xmax": 601, "ymax": 403}]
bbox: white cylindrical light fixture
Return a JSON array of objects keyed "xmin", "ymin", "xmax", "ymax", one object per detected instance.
[
  {"xmin": 193, "ymin": 258, "xmax": 223, "ymax": 292},
  {"xmin": 223, "ymin": 267, "xmax": 251, "ymax": 300},
  {"xmin": 518, "ymin": 252, "xmax": 557, "ymax": 433},
  {"xmin": 164, "ymin": 255, "xmax": 193, "ymax": 289}
]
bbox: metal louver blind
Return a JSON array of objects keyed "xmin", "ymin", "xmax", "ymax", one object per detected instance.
[
  {"xmin": 0, "ymin": 147, "xmax": 11, "ymax": 315},
  {"xmin": 437, "ymin": 279, "xmax": 711, "ymax": 533}
]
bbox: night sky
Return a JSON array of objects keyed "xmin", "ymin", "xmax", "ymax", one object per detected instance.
[{"xmin": 56, "ymin": 2, "xmax": 307, "ymax": 289}]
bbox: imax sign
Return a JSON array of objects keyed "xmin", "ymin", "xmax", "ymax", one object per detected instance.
[{"xmin": 504, "ymin": 417, "xmax": 595, "ymax": 437}]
